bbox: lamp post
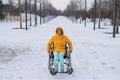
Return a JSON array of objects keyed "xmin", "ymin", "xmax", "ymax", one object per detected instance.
[
  {"xmin": 43, "ymin": 3, "xmax": 45, "ymax": 24},
  {"xmin": 75, "ymin": 5, "xmax": 77, "ymax": 23},
  {"xmin": 34, "ymin": 0, "xmax": 37, "ymax": 27},
  {"xmin": 98, "ymin": 0, "xmax": 101, "ymax": 29},
  {"xmin": 116, "ymin": 0, "xmax": 120, "ymax": 33},
  {"xmin": 93, "ymin": 0, "xmax": 96, "ymax": 30},
  {"xmin": 0, "ymin": 0, "xmax": 3, "ymax": 23},
  {"xmin": 30, "ymin": 0, "xmax": 32, "ymax": 26},
  {"xmin": 40, "ymin": 2, "xmax": 42, "ymax": 25},
  {"xmin": 18, "ymin": 0, "xmax": 22, "ymax": 29},
  {"xmin": 25, "ymin": 0, "xmax": 28, "ymax": 30},
  {"xmin": 85, "ymin": 0, "xmax": 87, "ymax": 27},
  {"xmin": 0, "ymin": 2, "xmax": 1, "ymax": 23},
  {"xmin": 113, "ymin": 0, "xmax": 117, "ymax": 37}
]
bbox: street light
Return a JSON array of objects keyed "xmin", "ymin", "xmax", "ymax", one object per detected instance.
[
  {"xmin": 40, "ymin": 2, "xmax": 42, "ymax": 24},
  {"xmin": 34, "ymin": 0, "xmax": 37, "ymax": 27},
  {"xmin": 85, "ymin": 0, "xmax": 87, "ymax": 27},
  {"xmin": 116, "ymin": 0, "xmax": 120, "ymax": 34},
  {"xmin": 43, "ymin": 2, "xmax": 46, "ymax": 24},
  {"xmin": 30, "ymin": 0, "xmax": 32, "ymax": 26},
  {"xmin": 18, "ymin": 0, "xmax": 22, "ymax": 29},
  {"xmin": 25, "ymin": 0, "xmax": 28, "ymax": 30},
  {"xmin": 113, "ymin": 0, "xmax": 117, "ymax": 37},
  {"xmin": 98, "ymin": 0, "xmax": 101, "ymax": 29},
  {"xmin": 0, "ymin": 0, "xmax": 4, "ymax": 23},
  {"xmin": 94, "ymin": 0, "xmax": 96, "ymax": 30}
]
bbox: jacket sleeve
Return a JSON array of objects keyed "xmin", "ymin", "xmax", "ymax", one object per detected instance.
[
  {"xmin": 47, "ymin": 36, "xmax": 54, "ymax": 52},
  {"xmin": 64, "ymin": 35, "xmax": 73, "ymax": 51}
]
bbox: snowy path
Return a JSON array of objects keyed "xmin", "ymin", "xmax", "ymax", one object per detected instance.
[{"xmin": 0, "ymin": 16, "xmax": 120, "ymax": 80}]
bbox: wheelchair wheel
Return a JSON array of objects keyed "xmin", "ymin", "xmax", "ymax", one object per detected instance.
[
  {"xmin": 50, "ymin": 69, "xmax": 57, "ymax": 75},
  {"xmin": 67, "ymin": 68, "xmax": 73, "ymax": 74}
]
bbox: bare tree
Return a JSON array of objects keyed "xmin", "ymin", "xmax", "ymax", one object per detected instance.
[
  {"xmin": 64, "ymin": 0, "xmax": 85, "ymax": 23},
  {"xmin": 18, "ymin": 0, "xmax": 22, "ymax": 28},
  {"xmin": 116, "ymin": 0, "xmax": 120, "ymax": 33},
  {"xmin": 29, "ymin": 0, "xmax": 32, "ymax": 26},
  {"xmin": 64, "ymin": 0, "xmax": 78, "ymax": 21},
  {"xmin": 8, "ymin": 0, "xmax": 14, "ymax": 21},
  {"xmin": 34, "ymin": 0, "xmax": 37, "ymax": 26},
  {"xmin": 77, "ymin": 0, "xmax": 83, "ymax": 23}
]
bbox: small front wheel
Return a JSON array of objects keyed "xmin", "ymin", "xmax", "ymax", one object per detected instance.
[
  {"xmin": 50, "ymin": 69, "xmax": 57, "ymax": 75},
  {"xmin": 67, "ymin": 68, "xmax": 73, "ymax": 74}
]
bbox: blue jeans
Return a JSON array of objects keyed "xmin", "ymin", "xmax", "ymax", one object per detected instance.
[{"xmin": 54, "ymin": 52, "xmax": 64, "ymax": 72}]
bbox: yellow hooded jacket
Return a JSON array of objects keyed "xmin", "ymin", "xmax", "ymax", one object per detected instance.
[{"xmin": 47, "ymin": 27, "xmax": 73, "ymax": 54}]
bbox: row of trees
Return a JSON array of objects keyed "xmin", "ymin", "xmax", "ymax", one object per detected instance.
[
  {"xmin": 0, "ymin": 0, "xmax": 60, "ymax": 22},
  {"xmin": 64, "ymin": 0, "xmax": 120, "ymax": 34},
  {"xmin": 64, "ymin": 0, "xmax": 84, "ymax": 22},
  {"xmin": 64, "ymin": 0, "xmax": 120, "ymax": 23},
  {"xmin": 0, "ymin": 0, "xmax": 120, "ymax": 34},
  {"xmin": 1, "ymin": 0, "xmax": 120, "ymax": 23},
  {"xmin": 18, "ymin": 0, "xmax": 60, "ymax": 29}
]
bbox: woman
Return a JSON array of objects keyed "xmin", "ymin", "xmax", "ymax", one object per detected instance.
[{"xmin": 47, "ymin": 26, "xmax": 73, "ymax": 72}]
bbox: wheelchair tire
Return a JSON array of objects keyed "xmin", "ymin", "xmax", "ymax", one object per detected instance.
[
  {"xmin": 67, "ymin": 68, "xmax": 73, "ymax": 74},
  {"xmin": 50, "ymin": 69, "xmax": 57, "ymax": 75}
]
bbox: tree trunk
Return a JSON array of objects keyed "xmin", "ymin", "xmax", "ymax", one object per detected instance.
[
  {"xmin": 116, "ymin": 1, "xmax": 120, "ymax": 34},
  {"xmin": 34, "ymin": 0, "xmax": 37, "ymax": 26},
  {"xmin": 43, "ymin": 3, "xmax": 46, "ymax": 24},
  {"xmin": 30, "ymin": 0, "xmax": 32, "ymax": 26},
  {"xmin": 80, "ymin": 10, "xmax": 82, "ymax": 23},
  {"xmin": 19, "ymin": 0, "xmax": 22, "ymax": 29},
  {"xmin": 40, "ymin": 2, "xmax": 42, "ymax": 24}
]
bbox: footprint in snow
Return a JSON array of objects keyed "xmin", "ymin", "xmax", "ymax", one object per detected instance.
[
  {"xmin": 110, "ymin": 67, "xmax": 115, "ymax": 69},
  {"xmin": 19, "ymin": 77, "xmax": 23, "ymax": 79},
  {"xmin": 0, "ymin": 67, "xmax": 4, "ymax": 70},
  {"xmin": 101, "ymin": 62, "xmax": 107, "ymax": 65}
]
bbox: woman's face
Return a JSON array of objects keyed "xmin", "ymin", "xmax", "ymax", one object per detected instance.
[{"xmin": 57, "ymin": 29, "xmax": 62, "ymax": 35}]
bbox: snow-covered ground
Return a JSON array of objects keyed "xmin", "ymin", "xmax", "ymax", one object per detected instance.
[{"xmin": 0, "ymin": 16, "xmax": 120, "ymax": 80}]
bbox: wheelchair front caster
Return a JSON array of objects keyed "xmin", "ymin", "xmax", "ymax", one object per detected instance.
[
  {"xmin": 67, "ymin": 68, "xmax": 73, "ymax": 74},
  {"xmin": 50, "ymin": 69, "xmax": 57, "ymax": 75}
]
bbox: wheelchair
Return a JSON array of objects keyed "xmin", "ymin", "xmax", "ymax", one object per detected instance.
[{"xmin": 48, "ymin": 44, "xmax": 73, "ymax": 75}]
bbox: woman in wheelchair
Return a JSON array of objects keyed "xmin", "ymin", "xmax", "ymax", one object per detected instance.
[{"xmin": 47, "ymin": 26, "xmax": 73, "ymax": 73}]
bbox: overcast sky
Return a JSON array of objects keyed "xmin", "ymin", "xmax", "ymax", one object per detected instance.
[
  {"xmin": 50, "ymin": 0, "xmax": 94, "ymax": 11},
  {"xmin": 49, "ymin": 0, "xmax": 71, "ymax": 10},
  {"xmin": 3, "ymin": 0, "xmax": 94, "ymax": 11}
]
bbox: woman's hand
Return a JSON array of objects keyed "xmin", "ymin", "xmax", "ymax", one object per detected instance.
[
  {"xmin": 48, "ymin": 51, "xmax": 50, "ymax": 54},
  {"xmin": 69, "ymin": 50, "xmax": 72, "ymax": 53}
]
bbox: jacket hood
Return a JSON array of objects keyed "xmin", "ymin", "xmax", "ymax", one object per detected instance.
[{"xmin": 55, "ymin": 26, "xmax": 64, "ymax": 35}]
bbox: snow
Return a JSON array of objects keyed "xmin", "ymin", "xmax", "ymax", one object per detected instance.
[{"xmin": 0, "ymin": 16, "xmax": 120, "ymax": 80}]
